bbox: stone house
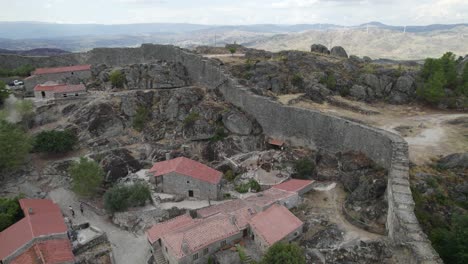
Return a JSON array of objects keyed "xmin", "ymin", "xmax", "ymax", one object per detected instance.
[
  {"xmin": 147, "ymin": 179, "xmax": 312, "ymax": 264},
  {"xmin": 249, "ymin": 204, "xmax": 304, "ymax": 252},
  {"xmin": 34, "ymin": 83, "xmax": 87, "ymax": 100},
  {"xmin": 0, "ymin": 199, "xmax": 74, "ymax": 264},
  {"xmin": 149, "ymin": 157, "xmax": 223, "ymax": 200},
  {"xmin": 25, "ymin": 64, "xmax": 92, "ymax": 94}
]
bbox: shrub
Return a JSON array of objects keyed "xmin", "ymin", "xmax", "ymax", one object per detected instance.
[
  {"xmin": 249, "ymin": 179, "xmax": 261, "ymax": 192},
  {"xmin": 261, "ymin": 242, "xmax": 305, "ymax": 264},
  {"xmin": 431, "ymin": 214, "xmax": 468, "ymax": 264},
  {"xmin": 0, "ymin": 81, "xmax": 10, "ymax": 106},
  {"xmin": 291, "ymin": 74, "xmax": 304, "ymax": 88},
  {"xmin": 236, "ymin": 245, "xmax": 247, "ymax": 262},
  {"xmin": 362, "ymin": 63, "xmax": 376, "ymax": 74},
  {"xmin": 104, "ymin": 183, "xmax": 151, "ymax": 213},
  {"xmin": 224, "ymin": 170, "xmax": 236, "ymax": 182},
  {"xmin": 0, "ymin": 196, "xmax": 24, "ymax": 232},
  {"xmin": 229, "ymin": 47, "xmax": 237, "ymax": 56},
  {"xmin": 235, "ymin": 179, "xmax": 261, "ymax": 193},
  {"xmin": 133, "ymin": 106, "xmax": 150, "ymax": 132},
  {"xmin": 34, "ymin": 130, "xmax": 77, "ymax": 153},
  {"xmin": 0, "ymin": 120, "xmax": 32, "ymax": 173},
  {"xmin": 69, "ymin": 157, "xmax": 104, "ymax": 197},
  {"xmin": 418, "ymin": 69, "xmax": 446, "ymax": 104},
  {"xmin": 320, "ymin": 73, "xmax": 336, "ymax": 90},
  {"xmin": 293, "ymin": 158, "xmax": 315, "ymax": 179},
  {"xmin": 211, "ymin": 127, "xmax": 228, "ymax": 142},
  {"xmin": 183, "ymin": 112, "xmax": 200, "ymax": 128},
  {"xmin": 109, "ymin": 70, "xmax": 126, "ymax": 88}
]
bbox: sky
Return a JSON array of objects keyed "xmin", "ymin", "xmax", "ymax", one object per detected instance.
[{"xmin": 0, "ymin": 0, "xmax": 467, "ymax": 25}]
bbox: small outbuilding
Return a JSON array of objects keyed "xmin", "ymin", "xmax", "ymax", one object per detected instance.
[
  {"xmin": 34, "ymin": 83, "xmax": 87, "ymax": 100},
  {"xmin": 149, "ymin": 157, "xmax": 223, "ymax": 200}
]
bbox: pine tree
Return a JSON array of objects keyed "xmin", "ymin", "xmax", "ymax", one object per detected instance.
[{"xmin": 421, "ymin": 70, "xmax": 446, "ymax": 104}]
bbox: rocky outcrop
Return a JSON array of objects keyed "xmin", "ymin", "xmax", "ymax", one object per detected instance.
[
  {"xmin": 311, "ymin": 44, "xmax": 330, "ymax": 54},
  {"xmin": 388, "ymin": 76, "xmax": 416, "ymax": 104},
  {"xmin": 91, "ymin": 148, "xmax": 142, "ymax": 182},
  {"xmin": 330, "ymin": 46, "xmax": 348, "ymax": 58},
  {"xmin": 222, "ymin": 110, "xmax": 254, "ymax": 135},
  {"xmin": 438, "ymin": 152, "xmax": 468, "ymax": 169}
]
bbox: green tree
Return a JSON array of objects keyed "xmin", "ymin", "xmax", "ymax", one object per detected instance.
[
  {"xmin": 132, "ymin": 106, "xmax": 150, "ymax": 132},
  {"xmin": 294, "ymin": 158, "xmax": 315, "ymax": 179},
  {"xmin": 419, "ymin": 70, "xmax": 446, "ymax": 104},
  {"xmin": 440, "ymin": 52, "xmax": 457, "ymax": 89},
  {"xmin": 33, "ymin": 130, "xmax": 77, "ymax": 153},
  {"xmin": 421, "ymin": 58, "xmax": 442, "ymax": 80},
  {"xmin": 0, "ymin": 120, "xmax": 32, "ymax": 172},
  {"xmin": 69, "ymin": 157, "xmax": 104, "ymax": 197},
  {"xmin": 110, "ymin": 70, "xmax": 126, "ymax": 88},
  {"xmin": 229, "ymin": 47, "xmax": 237, "ymax": 56},
  {"xmin": 262, "ymin": 242, "xmax": 305, "ymax": 264},
  {"xmin": 0, "ymin": 196, "xmax": 24, "ymax": 232},
  {"xmin": 291, "ymin": 74, "xmax": 304, "ymax": 89},
  {"xmin": 0, "ymin": 81, "xmax": 10, "ymax": 106},
  {"xmin": 431, "ymin": 214, "xmax": 468, "ymax": 264},
  {"xmin": 104, "ymin": 183, "xmax": 151, "ymax": 213},
  {"xmin": 457, "ymin": 64, "xmax": 468, "ymax": 96}
]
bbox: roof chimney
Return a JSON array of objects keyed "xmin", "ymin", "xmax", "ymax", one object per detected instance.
[
  {"xmin": 165, "ymin": 153, "xmax": 171, "ymax": 161},
  {"xmin": 28, "ymin": 208, "xmax": 34, "ymax": 214}
]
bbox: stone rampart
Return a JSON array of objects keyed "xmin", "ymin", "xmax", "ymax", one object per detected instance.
[{"xmin": 0, "ymin": 44, "xmax": 442, "ymax": 263}]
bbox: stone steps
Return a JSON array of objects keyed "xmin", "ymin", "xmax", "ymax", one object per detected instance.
[{"xmin": 154, "ymin": 249, "xmax": 168, "ymax": 264}]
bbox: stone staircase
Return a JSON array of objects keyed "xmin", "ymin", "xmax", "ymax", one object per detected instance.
[
  {"xmin": 242, "ymin": 254, "xmax": 255, "ymax": 264},
  {"xmin": 153, "ymin": 249, "xmax": 168, "ymax": 264}
]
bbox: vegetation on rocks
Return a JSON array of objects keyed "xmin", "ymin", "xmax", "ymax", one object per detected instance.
[
  {"xmin": 0, "ymin": 81, "xmax": 10, "ymax": 106},
  {"xmin": 261, "ymin": 242, "xmax": 305, "ymax": 264},
  {"xmin": 235, "ymin": 179, "xmax": 261, "ymax": 193},
  {"xmin": 132, "ymin": 106, "xmax": 150, "ymax": 132},
  {"xmin": 418, "ymin": 52, "xmax": 468, "ymax": 105},
  {"xmin": 293, "ymin": 158, "xmax": 315, "ymax": 179},
  {"xmin": 0, "ymin": 65, "xmax": 35, "ymax": 77},
  {"xmin": 69, "ymin": 157, "xmax": 104, "ymax": 197},
  {"xmin": 0, "ymin": 120, "xmax": 32, "ymax": 173},
  {"xmin": 104, "ymin": 183, "xmax": 151, "ymax": 213},
  {"xmin": 183, "ymin": 111, "xmax": 200, "ymax": 128},
  {"xmin": 110, "ymin": 70, "xmax": 126, "ymax": 88},
  {"xmin": 0, "ymin": 196, "xmax": 24, "ymax": 232},
  {"xmin": 33, "ymin": 130, "xmax": 77, "ymax": 153},
  {"xmin": 410, "ymin": 160, "xmax": 468, "ymax": 264}
]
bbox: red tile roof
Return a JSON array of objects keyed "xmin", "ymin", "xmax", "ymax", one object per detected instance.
[
  {"xmin": 0, "ymin": 199, "xmax": 70, "ymax": 262},
  {"xmin": 197, "ymin": 199, "xmax": 247, "ymax": 218},
  {"xmin": 267, "ymin": 138, "xmax": 285, "ymax": 146},
  {"xmin": 244, "ymin": 188, "xmax": 296, "ymax": 209},
  {"xmin": 147, "ymin": 214, "xmax": 195, "ymax": 244},
  {"xmin": 149, "ymin": 157, "xmax": 222, "ymax": 184},
  {"xmin": 272, "ymin": 179, "xmax": 314, "ymax": 193},
  {"xmin": 10, "ymin": 239, "xmax": 74, "ymax": 264},
  {"xmin": 34, "ymin": 83, "xmax": 86, "ymax": 93},
  {"xmin": 249, "ymin": 204, "xmax": 303, "ymax": 246},
  {"xmin": 162, "ymin": 214, "xmax": 239, "ymax": 259},
  {"xmin": 32, "ymin": 65, "xmax": 91, "ymax": 75}
]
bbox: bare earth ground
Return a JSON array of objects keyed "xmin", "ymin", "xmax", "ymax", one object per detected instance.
[{"xmin": 280, "ymin": 95, "xmax": 468, "ymax": 165}]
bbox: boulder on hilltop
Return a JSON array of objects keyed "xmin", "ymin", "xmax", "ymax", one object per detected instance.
[
  {"xmin": 311, "ymin": 44, "xmax": 330, "ymax": 54},
  {"xmin": 330, "ymin": 46, "xmax": 348, "ymax": 58}
]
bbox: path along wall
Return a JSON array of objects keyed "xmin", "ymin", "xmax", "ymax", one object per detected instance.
[{"xmin": 0, "ymin": 44, "xmax": 442, "ymax": 263}]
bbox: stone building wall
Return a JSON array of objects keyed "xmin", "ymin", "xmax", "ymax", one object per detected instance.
[
  {"xmin": 159, "ymin": 172, "xmax": 220, "ymax": 200},
  {"xmin": 24, "ymin": 70, "xmax": 91, "ymax": 94}
]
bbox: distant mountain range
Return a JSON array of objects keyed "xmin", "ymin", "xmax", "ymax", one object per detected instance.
[
  {"xmin": 0, "ymin": 21, "xmax": 467, "ymax": 60},
  {"xmin": 0, "ymin": 48, "xmax": 69, "ymax": 56}
]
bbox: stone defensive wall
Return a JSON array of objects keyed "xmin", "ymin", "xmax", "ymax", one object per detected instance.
[{"xmin": 0, "ymin": 44, "xmax": 442, "ymax": 263}]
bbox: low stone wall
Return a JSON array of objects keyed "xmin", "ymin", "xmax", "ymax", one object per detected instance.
[{"xmin": 0, "ymin": 44, "xmax": 442, "ymax": 263}]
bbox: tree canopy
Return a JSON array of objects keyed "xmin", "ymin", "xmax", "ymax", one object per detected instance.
[
  {"xmin": 33, "ymin": 130, "xmax": 77, "ymax": 153},
  {"xmin": 103, "ymin": 183, "xmax": 151, "ymax": 213},
  {"xmin": 261, "ymin": 242, "xmax": 305, "ymax": 264},
  {"xmin": 0, "ymin": 81, "xmax": 10, "ymax": 106},
  {"xmin": 110, "ymin": 70, "xmax": 126, "ymax": 88},
  {"xmin": 431, "ymin": 214, "xmax": 468, "ymax": 264},
  {"xmin": 0, "ymin": 120, "xmax": 32, "ymax": 173},
  {"xmin": 294, "ymin": 158, "xmax": 315, "ymax": 179},
  {"xmin": 69, "ymin": 157, "xmax": 104, "ymax": 197},
  {"xmin": 0, "ymin": 196, "xmax": 24, "ymax": 232}
]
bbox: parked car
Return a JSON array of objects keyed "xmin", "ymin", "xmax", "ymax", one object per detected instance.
[{"xmin": 8, "ymin": 80, "xmax": 24, "ymax": 86}]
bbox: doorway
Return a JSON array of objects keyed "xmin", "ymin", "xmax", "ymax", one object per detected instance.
[
  {"xmin": 188, "ymin": 190, "xmax": 194, "ymax": 197},
  {"xmin": 41, "ymin": 91, "xmax": 45, "ymax": 98}
]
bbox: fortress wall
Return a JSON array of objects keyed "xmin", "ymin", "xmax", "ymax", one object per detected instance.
[{"xmin": 0, "ymin": 45, "xmax": 442, "ymax": 263}]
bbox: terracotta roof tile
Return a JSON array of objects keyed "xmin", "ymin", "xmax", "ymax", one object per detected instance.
[
  {"xmin": 34, "ymin": 84, "xmax": 86, "ymax": 93},
  {"xmin": 162, "ymin": 214, "xmax": 239, "ymax": 259},
  {"xmin": 149, "ymin": 157, "xmax": 222, "ymax": 184},
  {"xmin": 146, "ymin": 214, "xmax": 195, "ymax": 244},
  {"xmin": 249, "ymin": 204, "xmax": 303, "ymax": 246},
  {"xmin": 0, "ymin": 199, "xmax": 70, "ymax": 262},
  {"xmin": 32, "ymin": 65, "xmax": 91, "ymax": 75},
  {"xmin": 197, "ymin": 199, "xmax": 247, "ymax": 218},
  {"xmin": 272, "ymin": 179, "xmax": 314, "ymax": 193},
  {"xmin": 244, "ymin": 188, "xmax": 296, "ymax": 209},
  {"xmin": 9, "ymin": 239, "xmax": 74, "ymax": 264},
  {"xmin": 267, "ymin": 138, "xmax": 285, "ymax": 146}
]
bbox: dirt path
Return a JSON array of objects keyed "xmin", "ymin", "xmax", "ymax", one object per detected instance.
[
  {"xmin": 283, "ymin": 96, "xmax": 468, "ymax": 164},
  {"xmin": 49, "ymin": 188, "xmax": 151, "ymax": 264},
  {"xmin": 302, "ymin": 183, "xmax": 382, "ymax": 244}
]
